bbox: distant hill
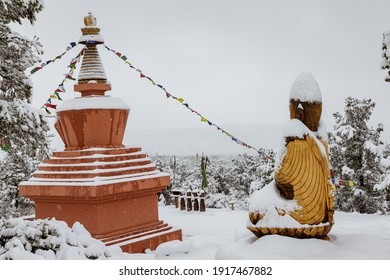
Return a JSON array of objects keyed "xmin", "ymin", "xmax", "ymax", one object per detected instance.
[
  {"xmin": 124, "ymin": 125, "xmax": 284, "ymax": 156},
  {"xmin": 50, "ymin": 123, "xmax": 390, "ymax": 156}
]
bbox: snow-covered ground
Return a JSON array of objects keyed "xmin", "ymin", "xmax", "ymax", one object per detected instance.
[
  {"xmin": 127, "ymin": 206, "xmax": 390, "ymax": 260},
  {"xmin": 2, "ymin": 206, "xmax": 390, "ymax": 260}
]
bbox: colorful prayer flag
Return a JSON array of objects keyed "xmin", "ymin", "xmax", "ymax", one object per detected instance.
[
  {"xmin": 147, "ymin": 77, "xmax": 156, "ymax": 85},
  {"xmin": 200, "ymin": 154, "xmax": 208, "ymax": 190},
  {"xmin": 44, "ymin": 103, "xmax": 57, "ymax": 109},
  {"xmin": 0, "ymin": 144, "xmax": 10, "ymax": 152},
  {"xmin": 54, "ymin": 92, "xmax": 63, "ymax": 101},
  {"xmin": 65, "ymin": 74, "xmax": 76, "ymax": 80},
  {"xmin": 30, "ymin": 67, "xmax": 42, "ymax": 74}
]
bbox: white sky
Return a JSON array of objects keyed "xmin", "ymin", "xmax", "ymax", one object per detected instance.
[{"xmin": 14, "ymin": 0, "xmax": 390, "ymax": 143}]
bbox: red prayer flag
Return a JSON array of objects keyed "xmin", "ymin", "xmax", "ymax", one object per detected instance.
[{"xmin": 44, "ymin": 103, "xmax": 57, "ymax": 109}]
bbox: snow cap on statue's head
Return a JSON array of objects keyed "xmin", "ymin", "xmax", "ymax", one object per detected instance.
[{"xmin": 290, "ymin": 71, "xmax": 322, "ymax": 103}]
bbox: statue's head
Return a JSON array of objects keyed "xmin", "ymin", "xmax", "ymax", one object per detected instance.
[{"xmin": 289, "ymin": 72, "xmax": 322, "ymax": 132}]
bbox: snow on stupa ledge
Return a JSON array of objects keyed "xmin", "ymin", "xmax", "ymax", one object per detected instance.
[
  {"xmin": 56, "ymin": 95, "xmax": 130, "ymax": 112},
  {"xmin": 290, "ymin": 71, "xmax": 322, "ymax": 103}
]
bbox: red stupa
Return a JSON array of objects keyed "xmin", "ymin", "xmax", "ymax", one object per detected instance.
[{"xmin": 19, "ymin": 13, "xmax": 182, "ymax": 253}]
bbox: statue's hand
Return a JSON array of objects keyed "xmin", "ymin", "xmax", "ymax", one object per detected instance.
[{"xmin": 276, "ymin": 182, "xmax": 294, "ymax": 200}]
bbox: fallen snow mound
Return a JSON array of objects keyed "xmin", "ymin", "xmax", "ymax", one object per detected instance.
[{"xmin": 0, "ymin": 217, "xmax": 126, "ymax": 260}]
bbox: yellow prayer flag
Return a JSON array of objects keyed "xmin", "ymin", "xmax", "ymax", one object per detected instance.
[
  {"xmin": 50, "ymin": 95, "xmax": 56, "ymax": 99},
  {"xmin": 348, "ymin": 181, "xmax": 354, "ymax": 187},
  {"xmin": 177, "ymin": 98, "xmax": 184, "ymax": 103},
  {"xmin": 201, "ymin": 117, "xmax": 207, "ymax": 122}
]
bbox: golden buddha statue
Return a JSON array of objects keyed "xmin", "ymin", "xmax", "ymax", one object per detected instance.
[{"xmin": 248, "ymin": 72, "xmax": 334, "ymax": 239}]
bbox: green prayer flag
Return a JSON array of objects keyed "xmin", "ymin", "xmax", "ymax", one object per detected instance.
[
  {"xmin": 201, "ymin": 154, "xmax": 208, "ymax": 190},
  {"xmin": 44, "ymin": 107, "xmax": 51, "ymax": 115},
  {"xmin": 1, "ymin": 144, "xmax": 10, "ymax": 152},
  {"xmin": 54, "ymin": 92, "xmax": 63, "ymax": 101}
]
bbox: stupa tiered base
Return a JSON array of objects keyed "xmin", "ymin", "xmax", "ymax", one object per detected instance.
[{"xmin": 19, "ymin": 147, "xmax": 182, "ymax": 253}]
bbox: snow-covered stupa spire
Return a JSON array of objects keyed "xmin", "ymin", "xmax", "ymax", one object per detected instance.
[{"xmin": 77, "ymin": 12, "xmax": 107, "ymax": 84}]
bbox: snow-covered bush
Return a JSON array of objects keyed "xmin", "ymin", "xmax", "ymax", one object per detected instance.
[
  {"xmin": 152, "ymin": 152, "xmax": 275, "ymax": 210},
  {"xmin": 0, "ymin": 217, "xmax": 126, "ymax": 260}
]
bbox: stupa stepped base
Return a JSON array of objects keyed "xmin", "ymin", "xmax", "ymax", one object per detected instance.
[
  {"xmin": 19, "ymin": 147, "xmax": 182, "ymax": 253},
  {"xmin": 101, "ymin": 221, "xmax": 182, "ymax": 253}
]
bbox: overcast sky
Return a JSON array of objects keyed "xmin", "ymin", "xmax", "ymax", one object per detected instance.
[{"xmin": 14, "ymin": 0, "xmax": 390, "ymax": 143}]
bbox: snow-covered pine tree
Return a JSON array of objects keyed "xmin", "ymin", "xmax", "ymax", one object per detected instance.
[
  {"xmin": 205, "ymin": 152, "xmax": 274, "ymax": 209},
  {"xmin": 250, "ymin": 149, "xmax": 275, "ymax": 193},
  {"xmin": 0, "ymin": 0, "xmax": 50, "ymax": 218},
  {"xmin": 381, "ymin": 29, "xmax": 390, "ymax": 81},
  {"xmin": 329, "ymin": 97, "xmax": 386, "ymax": 213},
  {"xmin": 374, "ymin": 144, "xmax": 390, "ymax": 212},
  {"xmin": 152, "ymin": 153, "xmax": 275, "ymax": 209},
  {"xmin": 154, "ymin": 155, "xmax": 193, "ymax": 205}
]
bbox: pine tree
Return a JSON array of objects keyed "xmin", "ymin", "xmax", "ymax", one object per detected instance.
[
  {"xmin": 0, "ymin": 0, "xmax": 49, "ymax": 218},
  {"xmin": 375, "ymin": 144, "xmax": 390, "ymax": 212},
  {"xmin": 381, "ymin": 29, "xmax": 390, "ymax": 81},
  {"xmin": 329, "ymin": 97, "xmax": 386, "ymax": 213}
]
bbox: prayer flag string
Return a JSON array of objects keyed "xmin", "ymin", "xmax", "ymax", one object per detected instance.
[
  {"xmin": 29, "ymin": 42, "xmax": 77, "ymax": 75},
  {"xmin": 330, "ymin": 169, "xmax": 356, "ymax": 187},
  {"xmin": 41, "ymin": 47, "xmax": 85, "ymax": 115},
  {"xmin": 331, "ymin": 178, "xmax": 355, "ymax": 187},
  {"xmin": 104, "ymin": 44, "xmax": 271, "ymax": 159}
]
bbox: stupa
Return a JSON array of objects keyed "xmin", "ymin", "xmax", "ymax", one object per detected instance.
[{"xmin": 19, "ymin": 13, "xmax": 182, "ymax": 253}]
